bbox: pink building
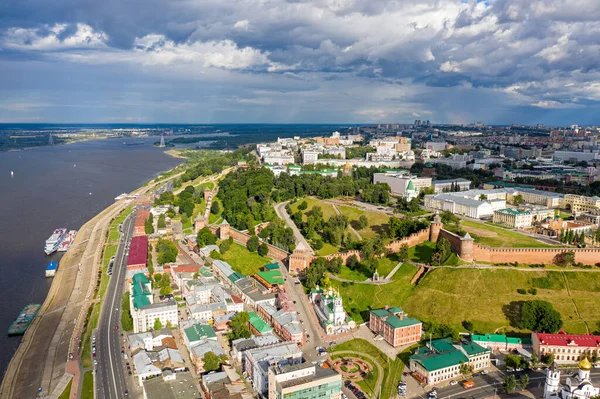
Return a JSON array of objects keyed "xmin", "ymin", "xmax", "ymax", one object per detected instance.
[{"xmin": 369, "ymin": 306, "xmax": 422, "ymax": 347}]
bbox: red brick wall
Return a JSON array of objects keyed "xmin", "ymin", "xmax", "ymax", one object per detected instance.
[
  {"xmin": 386, "ymin": 228, "xmax": 431, "ymax": 253},
  {"xmin": 472, "ymin": 245, "xmax": 600, "ymax": 265}
]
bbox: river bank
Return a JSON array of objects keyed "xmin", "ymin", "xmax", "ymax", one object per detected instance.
[{"xmin": 0, "ymin": 166, "xmax": 182, "ymax": 398}]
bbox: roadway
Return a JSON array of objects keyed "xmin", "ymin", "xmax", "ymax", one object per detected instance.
[
  {"xmin": 95, "ymin": 208, "xmax": 136, "ymax": 399},
  {"xmin": 274, "ymin": 201, "xmax": 314, "ymax": 254}
]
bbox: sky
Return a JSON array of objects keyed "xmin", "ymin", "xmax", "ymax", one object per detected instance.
[{"xmin": 0, "ymin": 0, "xmax": 599, "ymax": 125}]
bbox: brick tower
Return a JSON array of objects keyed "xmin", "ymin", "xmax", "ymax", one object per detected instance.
[{"xmin": 429, "ymin": 212, "xmax": 443, "ymax": 242}]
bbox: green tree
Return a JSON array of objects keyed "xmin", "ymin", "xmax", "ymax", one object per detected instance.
[
  {"xmin": 166, "ymin": 320, "xmax": 173, "ymax": 329},
  {"xmin": 462, "ymin": 320, "xmax": 474, "ymax": 332},
  {"xmin": 144, "ymin": 213, "xmax": 154, "ymax": 234},
  {"xmin": 306, "ymin": 257, "xmax": 329, "ymax": 288},
  {"xmin": 432, "ymin": 237, "xmax": 451, "ymax": 265},
  {"xmin": 356, "ymin": 215, "xmax": 369, "ymax": 230},
  {"xmin": 159, "ymin": 273, "xmax": 173, "ymax": 296},
  {"xmin": 459, "ymin": 362, "xmax": 473, "ymax": 379},
  {"xmin": 313, "ymin": 239, "xmax": 324, "ymax": 250},
  {"xmin": 519, "ymin": 300, "xmax": 563, "ymax": 332},
  {"xmin": 157, "ymin": 213, "xmax": 167, "ymax": 228},
  {"xmin": 202, "ymin": 351, "xmax": 223, "ymax": 372},
  {"xmin": 298, "ymin": 200, "xmax": 308, "ymax": 211},
  {"xmin": 228, "ymin": 312, "xmax": 251, "ymax": 341},
  {"xmin": 398, "ymin": 244, "xmax": 410, "ymax": 262},
  {"xmin": 346, "ymin": 255, "xmax": 360, "ymax": 270},
  {"xmin": 513, "ymin": 194, "xmax": 524, "ymax": 205},
  {"xmin": 542, "ymin": 353, "xmax": 554, "ymax": 365},
  {"xmin": 361, "ymin": 237, "xmax": 385, "ymax": 259},
  {"xmin": 258, "ymin": 243, "xmax": 269, "ymax": 257},
  {"xmin": 503, "ymin": 375, "xmax": 517, "ymax": 394},
  {"xmin": 121, "ymin": 292, "xmax": 134, "ymax": 331},
  {"xmin": 553, "ymin": 250, "xmax": 575, "ymax": 267},
  {"xmin": 210, "ymin": 201, "xmax": 221, "ymax": 215},
  {"xmin": 219, "ymin": 240, "xmax": 231, "ymax": 254},
  {"xmin": 479, "ymin": 194, "xmax": 488, "ymax": 201},
  {"xmin": 531, "ymin": 350, "xmax": 538, "ymax": 366},
  {"xmin": 247, "ymin": 235, "xmax": 259, "ymax": 252},
  {"xmin": 328, "ymin": 257, "xmax": 343, "ymax": 274},
  {"xmin": 156, "ymin": 239, "xmax": 178, "ymax": 265},
  {"xmin": 592, "ymin": 350, "xmax": 598, "ymax": 364},
  {"xmin": 519, "ymin": 374, "xmax": 530, "ymax": 390},
  {"xmin": 197, "ymin": 227, "xmax": 217, "ymax": 247},
  {"xmin": 153, "ymin": 318, "xmax": 162, "ymax": 331}
]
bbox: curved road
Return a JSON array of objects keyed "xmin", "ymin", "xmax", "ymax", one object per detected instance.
[{"xmin": 274, "ymin": 202, "xmax": 314, "ymax": 254}]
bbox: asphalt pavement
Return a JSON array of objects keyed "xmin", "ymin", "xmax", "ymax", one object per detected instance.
[{"xmin": 95, "ymin": 209, "xmax": 136, "ymax": 399}]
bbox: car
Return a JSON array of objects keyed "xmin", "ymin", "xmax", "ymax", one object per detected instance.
[
  {"xmin": 344, "ymin": 380, "xmax": 351, "ymax": 387},
  {"xmin": 94, "ymin": 359, "xmax": 98, "ymax": 365},
  {"xmin": 121, "ymin": 350, "xmax": 125, "ymax": 355},
  {"xmin": 450, "ymin": 380, "xmax": 458, "ymax": 386},
  {"xmin": 121, "ymin": 346, "xmax": 125, "ymax": 350},
  {"xmin": 481, "ymin": 369, "xmax": 489, "ymax": 375},
  {"xmin": 128, "ymin": 371, "xmax": 132, "ymax": 375},
  {"xmin": 124, "ymin": 391, "xmax": 128, "ymax": 396},
  {"xmin": 398, "ymin": 382, "xmax": 406, "ymax": 387},
  {"xmin": 93, "ymin": 353, "xmax": 96, "ymax": 358},
  {"xmin": 342, "ymin": 395, "xmax": 348, "ymax": 399},
  {"xmin": 516, "ymin": 368, "xmax": 523, "ymax": 372},
  {"xmin": 356, "ymin": 393, "xmax": 365, "ymax": 398},
  {"xmin": 115, "ymin": 325, "xmax": 119, "ymax": 330},
  {"xmin": 347, "ymin": 384, "xmax": 355, "ymax": 390}
]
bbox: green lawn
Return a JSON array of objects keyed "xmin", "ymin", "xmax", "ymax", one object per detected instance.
[
  {"xmin": 337, "ymin": 205, "xmax": 390, "ymax": 239},
  {"xmin": 331, "ymin": 339, "xmax": 404, "ymax": 399},
  {"xmin": 215, "ymin": 242, "xmax": 271, "ymax": 276},
  {"xmin": 330, "ymin": 263, "xmax": 419, "ymax": 323},
  {"xmin": 81, "ymin": 371, "xmax": 94, "ymax": 399},
  {"xmin": 403, "ymin": 268, "xmax": 599, "ymax": 334},
  {"xmin": 460, "ymin": 219, "xmax": 555, "ymax": 248},
  {"xmin": 336, "ymin": 254, "xmax": 401, "ymax": 281},
  {"xmin": 108, "ymin": 206, "xmax": 134, "ymax": 242},
  {"xmin": 57, "ymin": 380, "xmax": 73, "ymax": 399},
  {"xmin": 289, "ymin": 198, "xmax": 337, "ymax": 221}
]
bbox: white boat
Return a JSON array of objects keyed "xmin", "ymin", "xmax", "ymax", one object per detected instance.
[
  {"xmin": 57, "ymin": 230, "xmax": 77, "ymax": 252},
  {"xmin": 44, "ymin": 228, "xmax": 67, "ymax": 255}
]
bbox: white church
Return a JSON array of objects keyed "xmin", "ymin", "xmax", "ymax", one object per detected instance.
[
  {"xmin": 545, "ymin": 358, "xmax": 600, "ymax": 399},
  {"xmin": 308, "ymin": 286, "xmax": 356, "ymax": 335}
]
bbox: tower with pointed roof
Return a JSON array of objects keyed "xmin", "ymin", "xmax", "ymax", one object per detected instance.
[
  {"xmin": 404, "ymin": 179, "xmax": 419, "ymax": 200},
  {"xmin": 194, "ymin": 215, "xmax": 206, "ymax": 233},
  {"xmin": 459, "ymin": 231, "xmax": 474, "ymax": 262},
  {"xmin": 219, "ymin": 219, "xmax": 230, "ymax": 240},
  {"xmin": 544, "ymin": 357, "xmax": 600, "ymax": 399}
]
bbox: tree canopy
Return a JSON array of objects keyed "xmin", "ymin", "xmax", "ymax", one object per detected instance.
[
  {"xmin": 156, "ymin": 239, "xmax": 178, "ymax": 265},
  {"xmin": 518, "ymin": 300, "xmax": 563, "ymax": 333}
]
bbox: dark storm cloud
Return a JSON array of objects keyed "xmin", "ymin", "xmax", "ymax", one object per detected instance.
[{"xmin": 0, "ymin": 0, "xmax": 599, "ymax": 123}]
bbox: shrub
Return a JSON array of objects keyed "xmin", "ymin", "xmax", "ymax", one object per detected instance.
[
  {"xmin": 528, "ymin": 288, "xmax": 537, "ymax": 295},
  {"xmin": 517, "ymin": 288, "xmax": 527, "ymax": 295}
]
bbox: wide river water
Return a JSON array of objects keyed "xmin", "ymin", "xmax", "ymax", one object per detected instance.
[{"xmin": 0, "ymin": 137, "xmax": 182, "ymax": 376}]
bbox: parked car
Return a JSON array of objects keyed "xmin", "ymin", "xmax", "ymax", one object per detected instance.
[
  {"xmin": 450, "ymin": 380, "xmax": 458, "ymax": 386},
  {"xmin": 481, "ymin": 369, "xmax": 489, "ymax": 375}
]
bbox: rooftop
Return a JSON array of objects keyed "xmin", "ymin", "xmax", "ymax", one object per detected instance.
[
  {"xmin": 143, "ymin": 371, "xmax": 201, "ymax": 399},
  {"xmin": 127, "ymin": 235, "xmax": 149, "ymax": 266},
  {"xmin": 536, "ymin": 331, "xmax": 600, "ymax": 347},
  {"xmin": 184, "ymin": 323, "xmax": 217, "ymax": 343},
  {"xmin": 248, "ymin": 312, "xmax": 273, "ymax": 334}
]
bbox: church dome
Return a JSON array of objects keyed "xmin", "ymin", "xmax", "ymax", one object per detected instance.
[{"xmin": 578, "ymin": 357, "xmax": 593, "ymax": 371}]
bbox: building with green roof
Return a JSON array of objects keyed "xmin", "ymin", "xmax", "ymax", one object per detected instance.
[
  {"xmin": 264, "ymin": 263, "xmax": 280, "ymax": 271},
  {"xmin": 183, "ymin": 323, "xmax": 217, "ymax": 349},
  {"xmin": 130, "ymin": 272, "xmax": 152, "ymax": 310},
  {"xmin": 248, "ymin": 312, "xmax": 273, "ymax": 335},
  {"xmin": 369, "ymin": 306, "xmax": 422, "ymax": 347},
  {"xmin": 254, "ymin": 270, "xmax": 284, "ymax": 287},
  {"xmin": 472, "ymin": 334, "xmax": 533, "ymax": 351},
  {"xmin": 409, "ymin": 338, "xmax": 490, "ymax": 385}
]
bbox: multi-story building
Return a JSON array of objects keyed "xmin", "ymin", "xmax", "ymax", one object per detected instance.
[
  {"xmin": 427, "ymin": 154, "xmax": 472, "ymax": 169},
  {"xmin": 131, "ymin": 300, "xmax": 178, "ymax": 334},
  {"xmin": 431, "ymin": 178, "xmax": 471, "ymax": 193},
  {"xmin": 244, "ymin": 342, "xmax": 303, "ymax": 396},
  {"xmin": 424, "ymin": 194, "xmax": 497, "ymax": 219},
  {"xmin": 127, "ymin": 235, "xmax": 149, "ymax": 270},
  {"xmin": 308, "ymin": 287, "xmax": 355, "ymax": 335},
  {"xmin": 564, "ymin": 194, "xmax": 600, "ymax": 213},
  {"xmin": 268, "ymin": 363, "xmax": 342, "ymax": 399},
  {"xmin": 518, "ymin": 188, "xmax": 564, "ymax": 208},
  {"xmin": 471, "ymin": 334, "xmax": 532, "ymax": 352},
  {"xmin": 373, "ymin": 172, "xmax": 432, "ymax": 196},
  {"xmin": 532, "ymin": 331, "xmax": 600, "ymax": 364},
  {"xmin": 302, "ymin": 150, "xmax": 322, "ymax": 164},
  {"xmin": 493, "ymin": 208, "xmax": 534, "ymax": 229},
  {"xmin": 134, "ymin": 209, "xmax": 150, "ymax": 236},
  {"xmin": 369, "ymin": 306, "xmax": 422, "ymax": 347},
  {"xmin": 409, "ymin": 339, "xmax": 490, "ymax": 385}
]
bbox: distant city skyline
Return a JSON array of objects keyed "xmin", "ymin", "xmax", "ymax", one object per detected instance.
[{"xmin": 1, "ymin": 1, "xmax": 599, "ymax": 125}]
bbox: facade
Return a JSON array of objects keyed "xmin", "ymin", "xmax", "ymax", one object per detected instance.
[
  {"xmin": 268, "ymin": 363, "xmax": 342, "ymax": 399},
  {"xmin": 373, "ymin": 172, "xmax": 432, "ymax": 196},
  {"xmin": 132, "ymin": 300, "xmax": 178, "ymax": 334},
  {"xmin": 288, "ymin": 242, "xmax": 313, "ymax": 275},
  {"xmin": 431, "ymin": 178, "xmax": 471, "ymax": 194},
  {"xmin": 564, "ymin": 194, "xmax": 600, "ymax": 213},
  {"xmin": 369, "ymin": 306, "xmax": 422, "ymax": 347},
  {"xmin": 302, "ymin": 150, "xmax": 321, "ymax": 165},
  {"xmin": 424, "ymin": 193, "xmax": 496, "ymax": 219},
  {"xmin": 493, "ymin": 208, "xmax": 534, "ymax": 228},
  {"xmin": 471, "ymin": 334, "xmax": 532, "ymax": 352},
  {"xmin": 427, "ymin": 154, "xmax": 471, "ymax": 169},
  {"xmin": 544, "ymin": 359, "xmax": 599, "ymax": 399},
  {"xmin": 409, "ymin": 339, "xmax": 490, "ymax": 385},
  {"xmin": 532, "ymin": 332, "xmax": 600, "ymax": 364}
]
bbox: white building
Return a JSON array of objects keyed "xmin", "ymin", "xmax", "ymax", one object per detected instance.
[
  {"xmin": 544, "ymin": 359, "xmax": 599, "ymax": 399},
  {"xmin": 309, "ymin": 287, "xmax": 356, "ymax": 335},
  {"xmin": 424, "ymin": 193, "xmax": 497, "ymax": 219},
  {"xmin": 427, "ymin": 154, "xmax": 472, "ymax": 169},
  {"xmin": 243, "ymin": 342, "xmax": 303, "ymax": 396},
  {"xmin": 302, "ymin": 150, "xmax": 322, "ymax": 165},
  {"xmin": 373, "ymin": 172, "xmax": 432, "ymax": 196},
  {"xmin": 431, "ymin": 178, "xmax": 471, "ymax": 193},
  {"xmin": 131, "ymin": 300, "xmax": 178, "ymax": 334},
  {"xmin": 553, "ymin": 151, "xmax": 599, "ymax": 163}
]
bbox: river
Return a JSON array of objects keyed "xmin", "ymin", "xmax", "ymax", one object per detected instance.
[{"xmin": 0, "ymin": 137, "xmax": 182, "ymax": 376}]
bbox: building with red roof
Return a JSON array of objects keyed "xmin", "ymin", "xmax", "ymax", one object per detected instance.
[
  {"xmin": 533, "ymin": 331, "xmax": 600, "ymax": 364},
  {"xmin": 127, "ymin": 235, "xmax": 149, "ymax": 270},
  {"xmin": 134, "ymin": 209, "xmax": 150, "ymax": 237}
]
